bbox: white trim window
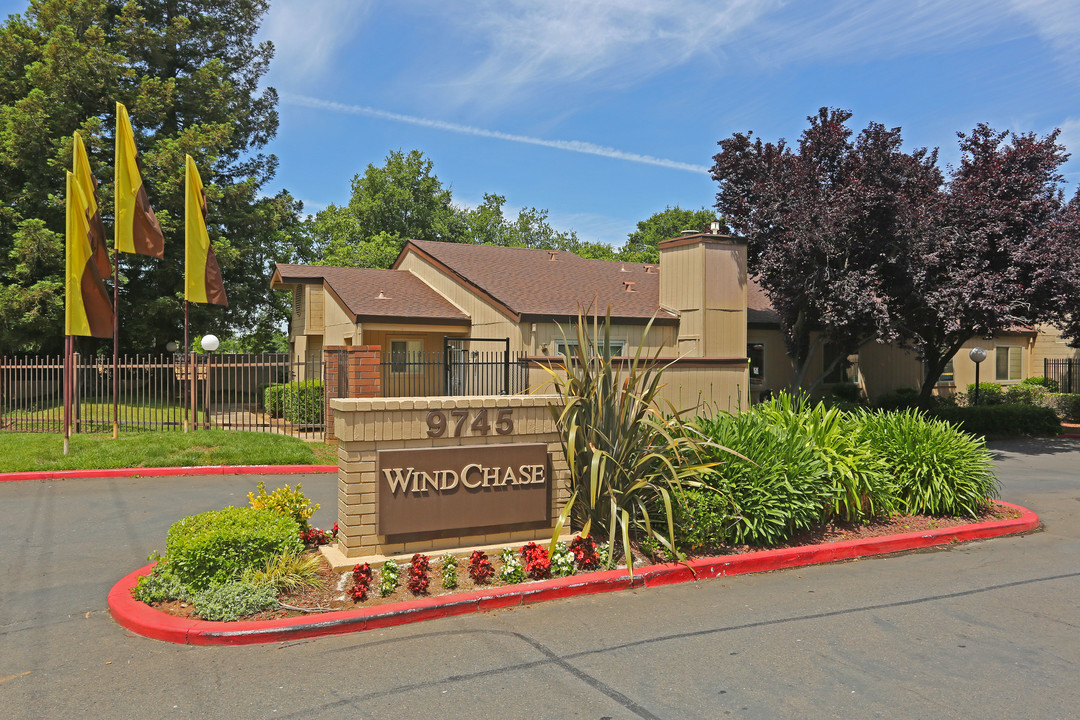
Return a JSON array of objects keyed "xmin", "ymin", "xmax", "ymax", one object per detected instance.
[
  {"xmin": 389, "ymin": 339, "xmax": 423, "ymax": 374},
  {"xmin": 995, "ymin": 346, "xmax": 1022, "ymax": 382},
  {"xmin": 555, "ymin": 338, "xmax": 627, "ymax": 358}
]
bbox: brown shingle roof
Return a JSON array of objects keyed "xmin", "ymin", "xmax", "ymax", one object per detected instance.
[
  {"xmin": 272, "ymin": 264, "xmax": 470, "ymax": 324},
  {"xmin": 747, "ymin": 277, "xmax": 780, "ymax": 325},
  {"xmin": 398, "ymin": 240, "xmax": 679, "ymax": 324}
]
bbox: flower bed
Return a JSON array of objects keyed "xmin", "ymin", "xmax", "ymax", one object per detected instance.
[{"xmin": 134, "ymin": 503, "xmax": 1025, "ymax": 623}]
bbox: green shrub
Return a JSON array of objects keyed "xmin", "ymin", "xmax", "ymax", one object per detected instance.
[
  {"xmin": 828, "ymin": 382, "xmax": 864, "ymax": 404},
  {"xmin": 247, "ymin": 480, "xmax": 319, "ymax": 530},
  {"xmin": 132, "ymin": 568, "xmax": 191, "ymax": 604},
  {"xmin": 164, "ymin": 507, "xmax": 302, "ymax": 591},
  {"xmin": 282, "ymin": 381, "xmax": 324, "ymax": 426},
  {"xmin": 1022, "ymin": 376, "xmax": 1058, "ymax": 393},
  {"xmin": 858, "ymin": 409, "xmax": 999, "ymax": 517},
  {"xmin": 264, "ymin": 384, "xmax": 285, "ymax": 417},
  {"xmin": 965, "ymin": 382, "xmax": 1004, "ymax": 405},
  {"xmin": 193, "ymin": 581, "xmax": 278, "ymax": 621},
  {"xmin": 930, "ymin": 404, "xmax": 1061, "ymax": 437},
  {"xmin": 674, "ymin": 487, "xmax": 737, "ymax": 550},
  {"xmin": 1045, "ymin": 393, "xmax": 1080, "ymax": 421},
  {"xmin": 692, "ymin": 401, "xmax": 831, "ymax": 547},
  {"xmin": 1002, "ymin": 383, "xmax": 1048, "ymax": 406},
  {"xmin": 874, "ymin": 388, "xmax": 921, "ymax": 411}
]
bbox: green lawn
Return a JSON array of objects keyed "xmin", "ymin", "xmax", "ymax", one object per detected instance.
[{"xmin": 0, "ymin": 430, "xmax": 338, "ymax": 473}]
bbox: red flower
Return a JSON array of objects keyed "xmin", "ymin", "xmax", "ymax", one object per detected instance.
[
  {"xmin": 520, "ymin": 542, "xmax": 551, "ymax": 580},
  {"xmin": 407, "ymin": 553, "xmax": 431, "ymax": 595},
  {"xmin": 570, "ymin": 535, "xmax": 599, "ymax": 570},
  {"xmin": 467, "ymin": 550, "xmax": 494, "ymax": 584},
  {"xmin": 348, "ymin": 562, "xmax": 373, "ymax": 602}
]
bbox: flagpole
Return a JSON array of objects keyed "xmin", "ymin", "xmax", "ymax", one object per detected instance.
[
  {"xmin": 184, "ymin": 299, "xmax": 190, "ymax": 433},
  {"xmin": 63, "ymin": 334, "xmax": 71, "ymax": 455},
  {"xmin": 112, "ymin": 252, "xmax": 119, "ymax": 439}
]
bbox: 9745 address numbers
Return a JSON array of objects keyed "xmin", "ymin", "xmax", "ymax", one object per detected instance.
[{"xmin": 426, "ymin": 408, "xmax": 513, "ymax": 438}]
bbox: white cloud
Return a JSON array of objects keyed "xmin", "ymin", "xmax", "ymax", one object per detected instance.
[
  {"xmin": 743, "ymin": 0, "xmax": 1026, "ymax": 67},
  {"xmin": 259, "ymin": 0, "xmax": 371, "ymax": 84},
  {"xmin": 413, "ymin": 0, "xmax": 1071, "ymax": 108},
  {"xmin": 428, "ymin": 0, "xmax": 777, "ymax": 106},
  {"xmin": 1009, "ymin": 0, "xmax": 1080, "ymax": 80},
  {"xmin": 282, "ymin": 93, "xmax": 710, "ymax": 174}
]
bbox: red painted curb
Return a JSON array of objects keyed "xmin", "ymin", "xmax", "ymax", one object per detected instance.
[
  {"xmin": 108, "ymin": 500, "xmax": 1040, "ymax": 646},
  {"xmin": 0, "ymin": 465, "xmax": 338, "ymax": 482}
]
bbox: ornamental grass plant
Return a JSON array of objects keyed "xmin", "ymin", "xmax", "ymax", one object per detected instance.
[
  {"xmin": 857, "ymin": 409, "xmax": 999, "ymax": 517},
  {"xmin": 542, "ymin": 310, "xmax": 725, "ymax": 573}
]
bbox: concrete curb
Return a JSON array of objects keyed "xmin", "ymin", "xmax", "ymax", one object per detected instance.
[
  {"xmin": 0, "ymin": 465, "xmax": 338, "ymax": 482},
  {"xmin": 108, "ymin": 500, "xmax": 1040, "ymax": 646}
]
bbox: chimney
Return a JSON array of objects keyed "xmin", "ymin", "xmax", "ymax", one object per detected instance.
[{"xmin": 658, "ymin": 233, "xmax": 746, "ymax": 358}]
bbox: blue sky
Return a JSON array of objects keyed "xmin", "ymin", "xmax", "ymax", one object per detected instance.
[{"xmin": 5, "ymin": 0, "xmax": 1080, "ymax": 248}]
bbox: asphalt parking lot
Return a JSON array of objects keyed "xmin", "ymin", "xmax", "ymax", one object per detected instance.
[{"xmin": 1, "ymin": 437, "xmax": 1078, "ymax": 719}]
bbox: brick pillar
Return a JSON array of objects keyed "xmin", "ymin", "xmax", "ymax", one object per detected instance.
[{"xmin": 324, "ymin": 345, "xmax": 381, "ymax": 443}]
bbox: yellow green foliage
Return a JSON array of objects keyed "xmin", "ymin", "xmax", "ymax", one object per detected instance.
[{"xmin": 248, "ymin": 481, "xmax": 319, "ymax": 530}]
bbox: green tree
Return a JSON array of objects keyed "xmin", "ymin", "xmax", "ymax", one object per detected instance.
[
  {"xmin": 313, "ymin": 150, "xmax": 612, "ymax": 267},
  {"xmin": 0, "ymin": 0, "xmax": 308, "ymax": 354},
  {"xmin": 618, "ymin": 206, "xmax": 724, "ymax": 263}
]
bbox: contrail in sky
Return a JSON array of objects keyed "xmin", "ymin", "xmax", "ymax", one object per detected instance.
[{"xmin": 282, "ymin": 93, "xmax": 711, "ymax": 175}]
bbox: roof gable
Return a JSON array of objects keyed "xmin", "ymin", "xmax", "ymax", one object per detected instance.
[
  {"xmin": 397, "ymin": 240, "xmax": 678, "ymax": 323},
  {"xmin": 272, "ymin": 264, "xmax": 470, "ymax": 324}
]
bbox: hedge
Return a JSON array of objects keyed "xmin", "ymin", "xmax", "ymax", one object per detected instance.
[
  {"xmin": 164, "ymin": 506, "xmax": 302, "ymax": 591},
  {"xmin": 930, "ymin": 404, "xmax": 1061, "ymax": 437},
  {"xmin": 263, "ymin": 381, "xmax": 324, "ymax": 425}
]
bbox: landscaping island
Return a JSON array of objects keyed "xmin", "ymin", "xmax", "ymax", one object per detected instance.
[{"xmin": 109, "ymin": 499, "xmax": 1039, "ymax": 645}]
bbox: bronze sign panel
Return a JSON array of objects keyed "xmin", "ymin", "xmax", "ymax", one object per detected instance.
[{"xmin": 377, "ymin": 444, "xmax": 551, "ymax": 538}]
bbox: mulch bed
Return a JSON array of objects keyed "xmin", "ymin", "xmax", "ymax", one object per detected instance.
[{"xmin": 146, "ymin": 503, "xmax": 1021, "ymax": 623}]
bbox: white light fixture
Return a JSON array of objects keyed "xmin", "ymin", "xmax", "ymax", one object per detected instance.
[
  {"xmin": 969, "ymin": 347, "xmax": 987, "ymax": 364},
  {"xmin": 200, "ymin": 334, "xmax": 220, "ymax": 352},
  {"xmin": 165, "ymin": 341, "xmax": 179, "ymax": 352}
]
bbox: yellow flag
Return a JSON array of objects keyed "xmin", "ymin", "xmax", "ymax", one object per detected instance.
[
  {"xmin": 72, "ymin": 132, "xmax": 112, "ymax": 280},
  {"xmin": 115, "ymin": 102, "xmax": 164, "ymax": 258},
  {"xmin": 66, "ymin": 172, "xmax": 113, "ymax": 338},
  {"xmin": 184, "ymin": 155, "xmax": 228, "ymax": 306}
]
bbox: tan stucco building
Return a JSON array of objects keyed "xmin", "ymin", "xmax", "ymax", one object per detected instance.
[{"xmin": 274, "ymin": 235, "xmax": 1077, "ymax": 405}]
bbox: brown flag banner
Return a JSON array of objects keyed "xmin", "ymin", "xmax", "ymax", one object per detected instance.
[
  {"xmin": 72, "ymin": 132, "xmax": 112, "ymax": 280},
  {"xmin": 66, "ymin": 171, "xmax": 113, "ymax": 338},
  {"xmin": 184, "ymin": 155, "xmax": 228, "ymax": 306},
  {"xmin": 115, "ymin": 102, "xmax": 165, "ymax": 258}
]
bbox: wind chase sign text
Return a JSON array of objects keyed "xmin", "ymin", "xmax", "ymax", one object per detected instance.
[{"xmin": 377, "ymin": 444, "xmax": 551, "ymax": 537}]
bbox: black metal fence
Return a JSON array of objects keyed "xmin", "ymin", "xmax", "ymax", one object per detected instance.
[
  {"xmin": 2, "ymin": 346, "xmax": 531, "ymax": 434},
  {"xmin": 0, "ymin": 353, "xmax": 324, "ymax": 436},
  {"xmin": 1044, "ymin": 357, "xmax": 1080, "ymax": 394},
  {"xmin": 381, "ymin": 350, "xmax": 530, "ymax": 397}
]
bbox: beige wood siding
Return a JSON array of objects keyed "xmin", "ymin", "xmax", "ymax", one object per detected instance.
[
  {"xmin": 396, "ymin": 253, "xmax": 518, "ymax": 344},
  {"xmin": 658, "ymin": 239, "xmax": 746, "ymax": 358},
  {"xmin": 306, "ymin": 284, "xmax": 324, "ymax": 332},
  {"xmin": 1031, "ymin": 324, "xmax": 1080, "ymax": 372},
  {"xmin": 322, "ymin": 291, "xmax": 356, "ymax": 346}
]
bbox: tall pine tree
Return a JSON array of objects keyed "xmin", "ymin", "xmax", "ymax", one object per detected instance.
[{"xmin": 0, "ymin": 0, "xmax": 309, "ymax": 353}]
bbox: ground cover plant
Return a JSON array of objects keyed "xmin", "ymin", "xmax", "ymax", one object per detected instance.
[{"xmin": 0, "ymin": 430, "xmax": 335, "ymax": 473}]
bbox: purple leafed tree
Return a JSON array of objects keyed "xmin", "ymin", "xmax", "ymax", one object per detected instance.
[
  {"xmin": 886, "ymin": 125, "xmax": 1072, "ymax": 403},
  {"xmin": 712, "ymin": 108, "xmax": 940, "ymax": 395}
]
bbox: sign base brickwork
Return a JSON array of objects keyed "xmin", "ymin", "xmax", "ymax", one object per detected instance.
[{"xmin": 327, "ymin": 395, "xmax": 569, "ymax": 566}]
